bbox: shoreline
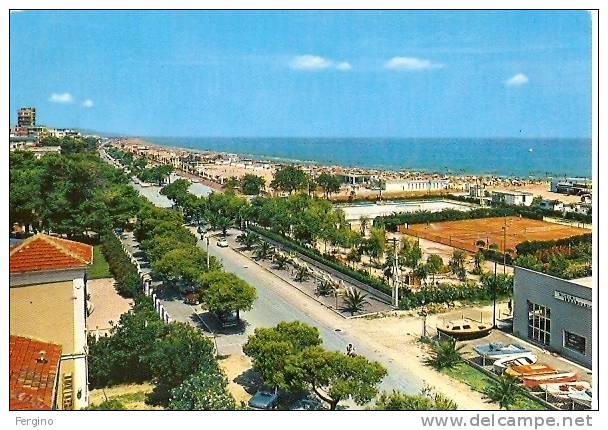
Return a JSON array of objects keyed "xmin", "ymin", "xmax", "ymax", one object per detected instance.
[
  {"xmin": 132, "ymin": 136, "xmax": 592, "ymax": 180},
  {"xmin": 111, "ymin": 137, "xmax": 592, "ymax": 206}
]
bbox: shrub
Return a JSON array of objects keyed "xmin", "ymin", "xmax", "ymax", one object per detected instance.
[
  {"xmin": 249, "ymin": 225, "xmax": 392, "ymax": 295},
  {"xmin": 100, "ymin": 231, "xmax": 141, "ymax": 298}
]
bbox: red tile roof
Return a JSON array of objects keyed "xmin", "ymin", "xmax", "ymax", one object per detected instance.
[
  {"xmin": 10, "ymin": 336, "xmax": 62, "ymax": 410},
  {"xmin": 9, "ymin": 234, "xmax": 93, "ymax": 274}
]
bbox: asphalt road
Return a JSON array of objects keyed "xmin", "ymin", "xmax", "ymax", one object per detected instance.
[
  {"xmin": 104, "ymin": 144, "xmax": 427, "ymax": 395},
  {"xmin": 203, "ymin": 230, "xmax": 425, "ymax": 395}
]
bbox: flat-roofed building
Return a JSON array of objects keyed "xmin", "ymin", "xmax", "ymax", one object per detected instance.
[
  {"xmin": 491, "ymin": 190, "xmax": 534, "ymax": 206},
  {"xmin": 383, "ymin": 178, "xmax": 450, "ymax": 193},
  {"xmin": 17, "ymin": 107, "xmax": 36, "ymax": 127},
  {"xmin": 10, "ymin": 234, "xmax": 94, "ymax": 409},
  {"xmin": 512, "ymin": 267, "xmax": 592, "ymax": 368}
]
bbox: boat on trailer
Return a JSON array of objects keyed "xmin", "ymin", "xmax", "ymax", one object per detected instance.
[
  {"xmin": 539, "ymin": 381, "xmax": 591, "ymax": 400},
  {"xmin": 436, "ymin": 318, "xmax": 492, "ymax": 340},
  {"xmin": 492, "ymin": 352, "xmax": 538, "ymax": 374},
  {"xmin": 473, "ymin": 342, "xmax": 530, "ymax": 360}
]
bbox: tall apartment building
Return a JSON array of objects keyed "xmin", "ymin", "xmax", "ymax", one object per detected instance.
[{"xmin": 17, "ymin": 107, "xmax": 36, "ymax": 127}]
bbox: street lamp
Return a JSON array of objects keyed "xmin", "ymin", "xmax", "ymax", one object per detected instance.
[{"xmin": 420, "ymin": 299, "xmax": 428, "ymax": 338}]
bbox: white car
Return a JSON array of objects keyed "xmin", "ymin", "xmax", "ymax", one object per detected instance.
[{"xmin": 217, "ymin": 237, "xmax": 229, "ymax": 247}]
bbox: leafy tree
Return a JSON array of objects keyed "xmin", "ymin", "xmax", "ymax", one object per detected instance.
[
  {"xmin": 139, "ymin": 164, "xmax": 173, "ymax": 186},
  {"xmin": 9, "ymin": 164, "xmax": 44, "ymax": 233},
  {"xmin": 485, "ymin": 375, "xmax": 521, "ymax": 409},
  {"xmin": 243, "ymin": 321, "xmax": 322, "ymax": 388},
  {"xmin": 426, "ymin": 254, "xmax": 444, "ymax": 284},
  {"xmin": 270, "ymin": 165, "xmax": 308, "ymax": 194},
  {"xmin": 399, "ymin": 237, "xmax": 423, "ymax": 270},
  {"xmin": 448, "ymin": 249, "xmax": 467, "ymax": 281},
  {"xmin": 168, "ymin": 368, "xmax": 236, "ymax": 410},
  {"xmin": 148, "ymin": 322, "xmax": 217, "ymax": 405},
  {"xmin": 365, "ymin": 227, "xmax": 386, "ymax": 263},
  {"xmin": 316, "ymin": 173, "xmax": 342, "ymax": 198},
  {"xmin": 426, "ymin": 339, "xmax": 463, "ymax": 370},
  {"xmin": 160, "ymin": 178, "xmax": 191, "ymax": 207},
  {"xmin": 240, "ymin": 174, "xmax": 266, "ymax": 195},
  {"xmin": 153, "ymin": 246, "xmax": 220, "ymax": 285},
  {"xmin": 150, "ymin": 221, "xmax": 196, "ymax": 245},
  {"xmin": 342, "ymin": 289, "xmax": 369, "ymax": 315},
  {"xmin": 88, "ymin": 298, "xmax": 166, "ymax": 388},
  {"xmin": 199, "ymin": 272, "xmax": 257, "ymax": 321},
  {"xmin": 374, "ymin": 389, "xmax": 457, "ymax": 410},
  {"xmin": 285, "ymin": 346, "xmax": 387, "ymax": 410},
  {"xmin": 346, "ymin": 247, "xmax": 363, "ymax": 267},
  {"xmin": 359, "ymin": 215, "xmax": 370, "ymax": 236},
  {"xmin": 473, "ymin": 250, "xmax": 486, "ymax": 273},
  {"xmin": 224, "ymin": 176, "xmax": 241, "ymax": 192}
]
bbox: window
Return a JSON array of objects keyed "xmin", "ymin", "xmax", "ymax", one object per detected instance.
[
  {"xmin": 564, "ymin": 331, "xmax": 586, "ymax": 355},
  {"xmin": 527, "ymin": 301, "xmax": 551, "ymax": 345}
]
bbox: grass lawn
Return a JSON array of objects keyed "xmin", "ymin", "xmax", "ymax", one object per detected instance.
[
  {"xmin": 89, "ymin": 383, "xmax": 162, "ymax": 410},
  {"xmin": 442, "ymin": 362, "xmax": 547, "ymax": 410},
  {"xmin": 88, "ymin": 246, "xmax": 112, "ymax": 279}
]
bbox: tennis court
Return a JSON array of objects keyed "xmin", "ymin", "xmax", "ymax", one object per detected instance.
[{"xmin": 401, "ymin": 216, "xmax": 590, "ymax": 253}]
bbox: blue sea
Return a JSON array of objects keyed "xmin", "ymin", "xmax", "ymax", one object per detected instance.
[{"xmin": 143, "ymin": 137, "xmax": 592, "ymax": 178}]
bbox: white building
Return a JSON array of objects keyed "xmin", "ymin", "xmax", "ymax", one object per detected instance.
[
  {"xmin": 539, "ymin": 199, "xmax": 564, "ymax": 212},
  {"xmin": 383, "ymin": 178, "xmax": 450, "ymax": 193},
  {"xmin": 491, "ymin": 190, "xmax": 534, "ymax": 206}
]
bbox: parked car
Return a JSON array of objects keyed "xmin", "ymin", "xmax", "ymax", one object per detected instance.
[
  {"xmin": 217, "ymin": 236, "xmax": 229, "ymax": 247},
  {"xmin": 289, "ymin": 398, "xmax": 322, "ymax": 411},
  {"xmin": 217, "ymin": 310, "xmax": 238, "ymax": 328},
  {"xmin": 248, "ymin": 390, "xmax": 280, "ymax": 410},
  {"xmin": 183, "ymin": 292, "xmax": 200, "ymax": 305}
]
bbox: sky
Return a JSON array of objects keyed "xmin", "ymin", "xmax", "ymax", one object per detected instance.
[{"xmin": 9, "ymin": 10, "xmax": 592, "ymax": 138}]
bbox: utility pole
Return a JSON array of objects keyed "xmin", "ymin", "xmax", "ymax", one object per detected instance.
[
  {"xmin": 388, "ymin": 237, "xmax": 400, "ymax": 307},
  {"xmin": 493, "ymin": 259, "xmax": 497, "ymax": 328},
  {"xmin": 502, "ymin": 217, "xmax": 508, "ymax": 275}
]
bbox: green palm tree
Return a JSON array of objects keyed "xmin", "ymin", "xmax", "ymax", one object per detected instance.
[
  {"xmin": 316, "ymin": 279, "xmax": 334, "ymax": 297},
  {"xmin": 273, "ymin": 253, "xmax": 289, "ymax": 270},
  {"xmin": 342, "ymin": 289, "xmax": 369, "ymax": 315},
  {"xmin": 485, "ymin": 375, "xmax": 521, "ymax": 409},
  {"xmin": 293, "ymin": 265, "xmax": 310, "ymax": 282},
  {"xmin": 238, "ymin": 232, "xmax": 259, "ymax": 250},
  {"xmin": 254, "ymin": 241, "xmax": 273, "ymax": 261},
  {"xmin": 426, "ymin": 339, "xmax": 464, "ymax": 370}
]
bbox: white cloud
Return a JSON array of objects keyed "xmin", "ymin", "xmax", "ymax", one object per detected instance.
[
  {"xmin": 506, "ymin": 73, "xmax": 529, "ymax": 87},
  {"xmin": 383, "ymin": 57, "xmax": 444, "ymax": 71},
  {"xmin": 289, "ymin": 55, "xmax": 352, "ymax": 71},
  {"xmin": 49, "ymin": 92, "xmax": 74, "ymax": 104},
  {"xmin": 82, "ymin": 99, "xmax": 94, "ymax": 108}
]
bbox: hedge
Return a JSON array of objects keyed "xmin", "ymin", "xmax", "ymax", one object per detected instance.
[
  {"xmin": 398, "ymin": 279, "xmax": 513, "ymax": 310},
  {"xmin": 100, "ymin": 230, "xmax": 141, "ymax": 298},
  {"xmin": 248, "ymin": 224, "xmax": 393, "ymax": 295},
  {"xmin": 515, "ymin": 233, "xmax": 592, "ymax": 256},
  {"xmin": 377, "ymin": 206, "xmax": 545, "ymax": 232},
  {"xmin": 376, "ymin": 198, "xmax": 591, "ymax": 231}
]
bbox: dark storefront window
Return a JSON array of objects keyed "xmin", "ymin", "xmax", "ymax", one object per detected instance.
[
  {"xmin": 527, "ymin": 301, "xmax": 551, "ymax": 345},
  {"xmin": 564, "ymin": 331, "xmax": 586, "ymax": 355}
]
